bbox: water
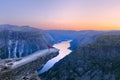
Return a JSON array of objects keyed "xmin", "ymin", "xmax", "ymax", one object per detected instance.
[{"xmin": 39, "ymin": 40, "xmax": 72, "ymax": 73}]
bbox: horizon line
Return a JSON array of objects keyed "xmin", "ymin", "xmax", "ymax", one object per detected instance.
[{"xmin": 0, "ymin": 24, "xmax": 120, "ymax": 31}]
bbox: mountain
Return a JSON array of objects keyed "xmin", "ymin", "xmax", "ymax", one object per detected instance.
[
  {"xmin": 70, "ymin": 30, "xmax": 105, "ymax": 50},
  {"xmin": 46, "ymin": 30, "xmax": 105, "ymax": 50},
  {"xmin": 45, "ymin": 30, "xmax": 78, "ymax": 42},
  {"xmin": 70, "ymin": 30, "xmax": 120, "ymax": 50},
  {"xmin": 40, "ymin": 34, "xmax": 120, "ymax": 80},
  {"xmin": 0, "ymin": 24, "xmax": 54, "ymax": 59}
]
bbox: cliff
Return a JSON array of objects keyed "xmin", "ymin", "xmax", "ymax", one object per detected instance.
[
  {"xmin": 0, "ymin": 24, "xmax": 54, "ymax": 59},
  {"xmin": 0, "ymin": 48, "xmax": 59, "ymax": 80}
]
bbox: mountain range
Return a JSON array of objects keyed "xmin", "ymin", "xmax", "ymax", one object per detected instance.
[{"xmin": 0, "ymin": 24, "xmax": 120, "ymax": 80}]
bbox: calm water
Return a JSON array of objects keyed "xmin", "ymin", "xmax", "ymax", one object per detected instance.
[{"xmin": 40, "ymin": 40, "xmax": 72, "ymax": 73}]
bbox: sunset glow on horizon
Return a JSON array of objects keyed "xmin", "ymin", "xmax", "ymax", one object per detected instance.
[{"xmin": 0, "ymin": 0, "xmax": 120, "ymax": 30}]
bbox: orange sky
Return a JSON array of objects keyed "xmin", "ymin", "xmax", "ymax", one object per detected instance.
[
  {"xmin": 33, "ymin": 23, "xmax": 120, "ymax": 31},
  {"xmin": 0, "ymin": 0, "xmax": 120, "ymax": 30}
]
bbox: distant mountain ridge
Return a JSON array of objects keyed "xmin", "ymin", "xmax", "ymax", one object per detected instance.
[
  {"xmin": 70, "ymin": 30, "xmax": 120, "ymax": 50},
  {"xmin": 45, "ymin": 30, "xmax": 120, "ymax": 50},
  {"xmin": 0, "ymin": 24, "xmax": 120, "ymax": 80},
  {"xmin": 45, "ymin": 30, "xmax": 78, "ymax": 42}
]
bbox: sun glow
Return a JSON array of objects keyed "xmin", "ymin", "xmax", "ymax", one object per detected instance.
[{"xmin": 0, "ymin": 0, "xmax": 120, "ymax": 30}]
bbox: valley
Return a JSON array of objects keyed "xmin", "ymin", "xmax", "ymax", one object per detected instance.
[
  {"xmin": 0, "ymin": 25, "xmax": 120, "ymax": 80},
  {"xmin": 0, "ymin": 0, "xmax": 120, "ymax": 80},
  {"xmin": 40, "ymin": 40, "xmax": 72, "ymax": 73},
  {"xmin": 41, "ymin": 34, "xmax": 120, "ymax": 80}
]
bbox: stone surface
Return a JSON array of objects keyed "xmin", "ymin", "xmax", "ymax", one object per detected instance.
[
  {"xmin": 0, "ymin": 24, "xmax": 55, "ymax": 59},
  {"xmin": 0, "ymin": 48, "xmax": 59, "ymax": 80}
]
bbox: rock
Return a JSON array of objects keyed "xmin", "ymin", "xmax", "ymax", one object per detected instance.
[
  {"xmin": 0, "ymin": 48, "xmax": 59, "ymax": 80},
  {"xmin": 0, "ymin": 24, "xmax": 54, "ymax": 59}
]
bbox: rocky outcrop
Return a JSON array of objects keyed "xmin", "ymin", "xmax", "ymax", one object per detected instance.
[
  {"xmin": 0, "ymin": 24, "xmax": 54, "ymax": 59},
  {"xmin": 40, "ymin": 34, "xmax": 120, "ymax": 80},
  {"xmin": 0, "ymin": 48, "xmax": 59, "ymax": 80}
]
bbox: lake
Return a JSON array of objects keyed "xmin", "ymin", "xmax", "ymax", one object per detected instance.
[{"xmin": 39, "ymin": 40, "xmax": 72, "ymax": 73}]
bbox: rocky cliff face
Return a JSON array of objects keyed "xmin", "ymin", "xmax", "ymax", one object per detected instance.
[
  {"xmin": 0, "ymin": 24, "xmax": 58, "ymax": 80},
  {"xmin": 41, "ymin": 34, "xmax": 120, "ymax": 80},
  {"xmin": 0, "ymin": 48, "xmax": 59, "ymax": 80},
  {"xmin": 0, "ymin": 24, "xmax": 54, "ymax": 59}
]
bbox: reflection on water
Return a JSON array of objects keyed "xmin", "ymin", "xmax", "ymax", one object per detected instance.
[{"xmin": 40, "ymin": 40, "xmax": 72, "ymax": 73}]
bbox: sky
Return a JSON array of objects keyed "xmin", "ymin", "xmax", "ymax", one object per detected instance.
[{"xmin": 0, "ymin": 0, "xmax": 120, "ymax": 30}]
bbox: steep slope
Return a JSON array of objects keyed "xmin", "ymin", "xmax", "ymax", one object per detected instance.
[
  {"xmin": 40, "ymin": 34, "xmax": 120, "ymax": 80},
  {"xmin": 41, "ymin": 31, "xmax": 55, "ymax": 45},
  {"xmin": 70, "ymin": 30, "xmax": 120, "ymax": 50},
  {"xmin": 0, "ymin": 24, "xmax": 54, "ymax": 59},
  {"xmin": 70, "ymin": 30, "xmax": 104, "ymax": 50}
]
